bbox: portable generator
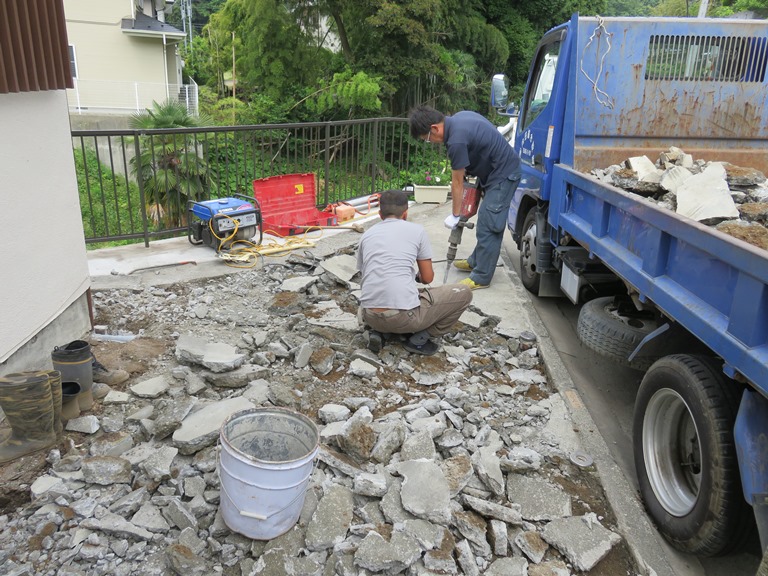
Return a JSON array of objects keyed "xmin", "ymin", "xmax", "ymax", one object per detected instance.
[{"xmin": 188, "ymin": 195, "xmax": 262, "ymax": 251}]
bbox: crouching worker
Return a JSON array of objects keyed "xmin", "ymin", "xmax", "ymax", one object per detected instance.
[{"xmin": 357, "ymin": 189, "xmax": 473, "ymax": 356}]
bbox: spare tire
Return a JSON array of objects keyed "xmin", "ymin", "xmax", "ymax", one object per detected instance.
[{"xmin": 576, "ymin": 296, "xmax": 663, "ymax": 371}]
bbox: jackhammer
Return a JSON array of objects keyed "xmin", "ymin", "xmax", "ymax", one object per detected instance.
[{"xmin": 443, "ymin": 183, "xmax": 481, "ymax": 283}]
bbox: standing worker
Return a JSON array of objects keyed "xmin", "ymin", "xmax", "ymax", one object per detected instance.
[
  {"xmin": 357, "ymin": 189, "xmax": 472, "ymax": 356},
  {"xmin": 408, "ymin": 106, "xmax": 522, "ymax": 289}
]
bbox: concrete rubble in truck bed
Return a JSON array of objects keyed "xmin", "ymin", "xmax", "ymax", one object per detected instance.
[
  {"xmin": 0, "ymin": 246, "xmax": 634, "ymax": 576},
  {"xmin": 592, "ymin": 146, "xmax": 768, "ymax": 250}
]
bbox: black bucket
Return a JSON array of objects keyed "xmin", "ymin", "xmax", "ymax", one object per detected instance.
[
  {"xmin": 61, "ymin": 381, "xmax": 81, "ymax": 421},
  {"xmin": 52, "ymin": 340, "xmax": 93, "ymax": 411}
]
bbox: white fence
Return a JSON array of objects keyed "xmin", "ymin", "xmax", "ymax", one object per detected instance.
[{"xmin": 67, "ymin": 78, "xmax": 198, "ymax": 116}]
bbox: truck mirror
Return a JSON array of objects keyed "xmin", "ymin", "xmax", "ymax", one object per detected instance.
[{"xmin": 491, "ymin": 74, "xmax": 509, "ymax": 110}]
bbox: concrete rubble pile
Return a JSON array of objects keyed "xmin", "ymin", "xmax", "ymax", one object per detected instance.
[
  {"xmin": 592, "ymin": 146, "xmax": 768, "ymax": 250},
  {"xmin": 0, "ymin": 253, "xmax": 624, "ymax": 576}
]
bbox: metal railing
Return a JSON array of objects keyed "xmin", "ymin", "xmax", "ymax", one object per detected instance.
[{"xmin": 72, "ymin": 118, "xmax": 444, "ymax": 246}]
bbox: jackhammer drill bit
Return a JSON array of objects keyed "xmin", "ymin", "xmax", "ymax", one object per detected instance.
[{"xmin": 443, "ymin": 219, "xmax": 474, "ymax": 283}]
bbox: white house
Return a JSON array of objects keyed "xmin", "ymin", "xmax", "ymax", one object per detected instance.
[
  {"xmin": 65, "ymin": 0, "xmax": 195, "ymax": 119},
  {"xmin": 0, "ymin": 0, "xmax": 92, "ymax": 372}
]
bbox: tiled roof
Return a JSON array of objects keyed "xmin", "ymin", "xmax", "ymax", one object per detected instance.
[{"xmin": 121, "ymin": 12, "xmax": 185, "ymax": 36}]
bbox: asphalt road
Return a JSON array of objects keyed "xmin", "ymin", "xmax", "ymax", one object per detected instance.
[{"xmin": 500, "ymin": 234, "xmax": 761, "ymax": 576}]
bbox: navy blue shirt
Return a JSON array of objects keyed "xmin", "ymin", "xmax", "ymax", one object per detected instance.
[{"xmin": 444, "ymin": 111, "xmax": 520, "ymax": 189}]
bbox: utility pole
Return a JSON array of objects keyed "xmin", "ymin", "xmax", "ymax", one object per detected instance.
[
  {"xmin": 697, "ymin": 0, "xmax": 710, "ymax": 17},
  {"xmin": 188, "ymin": 0, "xmax": 193, "ymax": 45},
  {"xmin": 232, "ymin": 31, "xmax": 236, "ymax": 124}
]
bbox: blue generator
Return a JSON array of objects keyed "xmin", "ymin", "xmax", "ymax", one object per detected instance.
[{"xmin": 188, "ymin": 195, "xmax": 262, "ymax": 251}]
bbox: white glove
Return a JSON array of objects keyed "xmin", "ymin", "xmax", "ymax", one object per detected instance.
[{"xmin": 444, "ymin": 214, "xmax": 460, "ymax": 229}]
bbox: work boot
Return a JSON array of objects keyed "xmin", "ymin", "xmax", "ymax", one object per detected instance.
[
  {"xmin": 459, "ymin": 277, "xmax": 489, "ymax": 290},
  {"xmin": 453, "ymin": 259, "xmax": 473, "ymax": 271},
  {"xmin": 0, "ymin": 372, "xmax": 56, "ymax": 464},
  {"xmin": 92, "ymin": 358, "xmax": 129, "ymax": 387}
]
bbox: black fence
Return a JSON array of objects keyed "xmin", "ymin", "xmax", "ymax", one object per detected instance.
[{"xmin": 72, "ymin": 118, "xmax": 445, "ymax": 247}]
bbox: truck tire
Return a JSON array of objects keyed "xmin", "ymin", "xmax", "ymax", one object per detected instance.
[
  {"xmin": 633, "ymin": 355, "xmax": 753, "ymax": 555},
  {"xmin": 576, "ymin": 296, "xmax": 661, "ymax": 371},
  {"xmin": 519, "ymin": 208, "xmax": 540, "ymax": 294}
]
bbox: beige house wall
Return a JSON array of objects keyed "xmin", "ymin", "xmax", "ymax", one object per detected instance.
[
  {"xmin": 0, "ymin": 90, "xmax": 91, "ymax": 368},
  {"xmin": 65, "ymin": 0, "xmax": 182, "ymax": 113}
]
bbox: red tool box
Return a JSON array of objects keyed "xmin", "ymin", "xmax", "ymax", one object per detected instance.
[{"xmin": 252, "ymin": 173, "xmax": 337, "ymax": 236}]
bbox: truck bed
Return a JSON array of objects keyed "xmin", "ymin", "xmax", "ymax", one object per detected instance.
[
  {"xmin": 549, "ymin": 164, "xmax": 768, "ymax": 391},
  {"xmin": 566, "ymin": 17, "xmax": 768, "ymax": 174}
]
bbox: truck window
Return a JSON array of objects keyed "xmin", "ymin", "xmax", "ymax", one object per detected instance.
[
  {"xmin": 520, "ymin": 41, "xmax": 561, "ymax": 131},
  {"xmin": 646, "ymin": 35, "xmax": 767, "ymax": 82}
]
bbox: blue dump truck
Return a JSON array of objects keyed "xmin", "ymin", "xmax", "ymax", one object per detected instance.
[{"xmin": 492, "ymin": 15, "xmax": 768, "ymax": 557}]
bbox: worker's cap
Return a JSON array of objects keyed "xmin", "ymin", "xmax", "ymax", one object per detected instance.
[{"xmin": 379, "ymin": 189, "xmax": 409, "ymax": 209}]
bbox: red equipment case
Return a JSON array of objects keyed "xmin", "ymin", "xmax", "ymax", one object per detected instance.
[{"xmin": 252, "ymin": 173, "xmax": 337, "ymax": 236}]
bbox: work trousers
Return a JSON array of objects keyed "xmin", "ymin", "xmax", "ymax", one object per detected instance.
[
  {"xmin": 466, "ymin": 175, "xmax": 521, "ymax": 286},
  {"xmin": 361, "ymin": 284, "xmax": 472, "ymax": 338}
]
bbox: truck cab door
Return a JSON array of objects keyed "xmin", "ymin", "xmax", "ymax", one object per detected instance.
[{"xmin": 510, "ymin": 29, "xmax": 566, "ymax": 236}]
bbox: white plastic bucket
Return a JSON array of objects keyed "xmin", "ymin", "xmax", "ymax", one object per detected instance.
[{"xmin": 218, "ymin": 407, "xmax": 319, "ymax": 540}]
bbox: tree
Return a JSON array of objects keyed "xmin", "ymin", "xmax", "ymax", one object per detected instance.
[
  {"xmin": 129, "ymin": 100, "xmax": 215, "ymax": 227},
  {"xmin": 205, "ymin": 0, "xmax": 332, "ymax": 103},
  {"xmin": 604, "ymin": 0, "xmax": 660, "ymax": 15}
]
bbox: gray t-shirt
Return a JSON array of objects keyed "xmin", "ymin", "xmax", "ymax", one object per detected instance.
[{"xmin": 357, "ymin": 218, "xmax": 433, "ymax": 310}]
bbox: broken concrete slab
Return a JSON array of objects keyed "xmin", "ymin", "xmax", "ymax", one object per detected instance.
[
  {"xmin": 506, "ymin": 474, "xmax": 571, "ymax": 521},
  {"xmin": 397, "ymin": 460, "xmax": 452, "ymax": 525},
  {"xmin": 130, "ymin": 375, "xmax": 170, "ymax": 399},
  {"xmin": 172, "ymin": 397, "xmax": 254, "ymax": 454},
  {"xmin": 676, "ymin": 163, "xmax": 739, "ymax": 222},
  {"xmin": 541, "ymin": 514, "xmax": 621, "ymax": 571},
  {"xmin": 176, "ymin": 334, "xmax": 247, "ymax": 373},
  {"xmin": 354, "ymin": 531, "xmax": 422, "ymax": 573},
  {"xmin": 307, "ymin": 300, "xmax": 360, "ymax": 331},
  {"xmin": 319, "ymin": 254, "xmax": 358, "ymax": 287},
  {"xmin": 280, "ymin": 276, "xmax": 317, "ymax": 292},
  {"xmin": 305, "ymin": 484, "xmax": 354, "ymax": 551}
]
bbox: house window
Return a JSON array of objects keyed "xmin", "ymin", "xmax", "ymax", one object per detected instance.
[{"xmin": 68, "ymin": 45, "xmax": 78, "ymax": 79}]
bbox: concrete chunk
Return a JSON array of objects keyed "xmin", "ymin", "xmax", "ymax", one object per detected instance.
[
  {"xmin": 131, "ymin": 503, "xmax": 170, "ymax": 533},
  {"xmin": 398, "ymin": 460, "xmax": 452, "ymax": 525},
  {"xmin": 485, "ymin": 556, "xmax": 529, "ymax": 576},
  {"xmin": 677, "ymin": 163, "xmax": 739, "ymax": 221},
  {"xmin": 353, "ymin": 472, "xmax": 388, "ymax": 497},
  {"xmin": 626, "ymin": 155, "xmax": 658, "ymax": 180},
  {"xmin": 472, "ymin": 446, "xmax": 504, "ymax": 496},
  {"xmin": 131, "ymin": 376, "xmax": 170, "ymax": 399},
  {"xmin": 140, "ymin": 445, "xmax": 178, "ymax": 480},
  {"xmin": 172, "ymin": 397, "xmax": 253, "ymax": 454},
  {"xmin": 318, "ymin": 403, "xmax": 351, "ymax": 423},
  {"xmin": 516, "ymin": 530, "xmax": 549, "ymax": 563},
  {"xmin": 462, "ymin": 495, "xmax": 522, "ymax": 525},
  {"xmin": 354, "ymin": 531, "xmax": 422, "ymax": 572},
  {"xmin": 506, "ymin": 474, "xmax": 571, "ymax": 521},
  {"xmin": 541, "ymin": 514, "xmax": 621, "ymax": 571},
  {"xmin": 175, "ymin": 334, "xmax": 246, "ymax": 372},
  {"xmin": 307, "ymin": 300, "xmax": 359, "ymax": 331},
  {"xmin": 319, "ymin": 254, "xmax": 358, "ymax": 286},
  {"xmin": 305, "ymin": 484, "xmax": 354, "ymax": 551},
  {"xmin": 80, "ymin": 512, "xmax": 153, "ymax": 541},
  {"xmin": 81, "ymin": 456, "xmax": 132, "ymax": 485},
  {"xmin": 65, "ymin": 415, "xmax": 100, "ymax": 434}
]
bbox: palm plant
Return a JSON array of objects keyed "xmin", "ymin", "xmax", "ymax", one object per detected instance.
[{"xmin": 129, "ymin": 100, "xmax": 214, "ymax": 227}]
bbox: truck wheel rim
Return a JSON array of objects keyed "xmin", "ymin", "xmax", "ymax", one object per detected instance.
[
  {"xmin": 521, "ymin": 222, "xmax": 537, "ymax": 277},
  {"xmin": 642, "ymin": 388, "xmax": 702, "ymax": 517}
]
